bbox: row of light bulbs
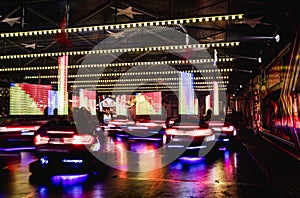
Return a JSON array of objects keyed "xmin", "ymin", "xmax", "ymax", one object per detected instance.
[
  {"xmin": 89, "ymin": 85, "xmax": 228, "ymax": 90},
  {"xmin": 0, "ymin": 58, "xmax": 234, "ymax": 72},
  {"xmin": 96, "ymin": 87, "xmax": 228, "ymax": 93},
  {"xmin": 51, "ymin": 76, "xmax": 229, "ymax": 84},
  {"xmin": 25, "ymin": 69, "xmax": 233, "ymax": 79},
  {"xmin": 71, "ymin": 81, "xmax": 229, "ymax": 88},
  {"xmin": 0, "ymin": 42, "xmax": 239, "ymax": 60},
  {"xmin": 0, "ymin": 14, "xmax": 243, "ymax": 38}
]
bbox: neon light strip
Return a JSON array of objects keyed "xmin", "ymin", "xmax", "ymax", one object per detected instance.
[
  {"xmin": 167, "ymin": 145, "xmax": 185, "ymax": 148},
  {"xmin": 129, "ymin": 137, "xmax": 162, "ymax": 141},
  {"xmin": 0, "ymin": 147, "xmax": 35, "ymax": 151},
  {"xmin": 0, "ymin": 14, "xmax": 243, "ymax": 38},
  {"xmin": 21, "ymin": 131, "xmax": 34, "ymax": 136},
  {"xmin": 0, "ymin": 126, "xmax": 40, "ymax": 132},
  {"xmin": 213, "ymin": 81, "xmax": 219, "ymax": 115},
  {"xmin": 186, "ymin": 145, "xmax": 207, "ymax": 149},
  {"xmin": 178, "ymin": 157, "xmax": 204, "ymax": 161},
  {"xmin": 47, "ymin": 131, "xmax": 74, "ymax": 134}
]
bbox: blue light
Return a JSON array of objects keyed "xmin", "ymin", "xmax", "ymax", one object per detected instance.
[
  {"xmin": 0, "ymin": 147, "xmax": 35, "ymax": 151},
  {"xmin": 40, "ymin": 157, "xmax": 48, "ymax": 165},
  {"xmin": 38, "ymin": 187, "xmax": 48, "ymax": 196},
  {"xmin": 116, "ymin": 137, "xmax": 123, "ymax": 142},
  {"xmin": 224, "ymin": 150, "xmax": 230, "ymax": 161},
  {"xmin": 178, "ymin": 157, "xmax": 204, "ymax": 162},
  {"xmin": 51, "ymin": 174, "xmax": 88, "ymax": 186},
  {"xmin": 222, "ymin": 139, "xmax": 230, "ymax": 142},
  {"xmin": 129, "ymin": 137, "xmax": 162, "ymax": 141},
  {"xmin": 116, "ymin": 134, "xmax": 129, "ymax": 137},
  {"xmin": 62, "ymin": 159, "xmax": 83, "ymax": 164},
  {"xmin": 219, "ymin": 147, "xmax": 227, "ymax": 151},
  {"xmin": 21, "ymin": 131, "xmax": 34, "ymax": 135}
]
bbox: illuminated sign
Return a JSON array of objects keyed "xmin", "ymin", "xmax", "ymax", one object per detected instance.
[
  {"xmin": 58, "ymin": 55, "xmax": 68, "ymax": 115},
  {"xmin": 179, "ymin": 72, "xmax": 194, "ymax": 114},
  {"xmin": 10, "ymin": 83, "xmax": 51, "ymax": 115}
]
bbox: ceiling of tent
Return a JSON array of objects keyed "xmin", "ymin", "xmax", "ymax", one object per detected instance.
[{"xmin": 0, "ymin": 0, "xmax": 298, "ymax": 95}]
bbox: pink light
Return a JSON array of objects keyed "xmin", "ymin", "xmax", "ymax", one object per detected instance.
[
  {"xmin": 193, "ymin": 128, "xmax": 213, "ymax": 136},
  {"xmin": 135, "ymin": 122, "xmax": 159, "ymax": 127},
  {"xmin": 209, "ymin": 122, "xmax": 225, "ymax": 126},
  {"xmin": 47, "ymin": 130, "xmax": 74, "ymax": 134},
  {"xmin": 34, "ymin": 134, "xmax": 50, "ymax": 145},
  {"xmin": 174, "ymin": 126, "xmax": 199, "ymax": 129},
  {"xmin": 63, "ymin": 134, "xmax": 94, "ymax": 145},
  {"xmin": 221, "ymin": 126, "xmax": 235, "ymax": 132},
  {"xmin": 165, "ymin": 128, "xmax": 178, "ymax": 135},
  {"xmin": 0, "ymin": 126, "xmax": 40, "ymax": 132}
]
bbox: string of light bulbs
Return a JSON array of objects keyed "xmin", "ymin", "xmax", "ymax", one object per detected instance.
[
  {"xmin": 95, "ymin": 87, "xmax": 227, "ymax": 93},
  {"xmin": 0, "ymin": 42, "xmax": 239, "ymax": 60},
  {"xmin": 0, "ymin": 58, "xmax": 234, "ymax": 72},
  {"xmin": 25, "ymin": 68, "xmax": 233, "ymax": 79},
  {"xmin": 87, "ymin": 84, "xmax": 227, "ymax": 90},
  {"xmin": 50, "ymin": 76, "xmax": 229, "ymax": 84},
  {"xmin": 0, "ymin": 14, "xmax": 243, "ymax": 38},
  {"xmin": 70, "ymin": 81, "xmax": 229, "ymax": 88}
]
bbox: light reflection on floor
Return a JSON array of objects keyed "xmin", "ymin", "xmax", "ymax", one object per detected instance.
[{"xmin": 0, "ymin": 137, "xmax": 279, "ymax": 198}]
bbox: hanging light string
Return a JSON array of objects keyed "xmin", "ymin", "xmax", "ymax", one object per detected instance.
[
  {"xmin": 50, "ymin": 76, "xmax": 229, "ymax": 84},
  {"xmin": 70, "ymin": 81, "xmax": 229, "ymax": 88},
  {"xmin": 24, "ymin": 68, "xmax": 233, "ymax": 79},
  {"xmin": 95, "ymin": 87, "xmax": 228, "ymax": 93},
  {"xmin": 0, "ymin": 14, "xmax": 243, "ymax": 38},
  {"xmin": 0, "ymin": 57, "xmax": 234, "ymax": 72},
  {"xmin": 0, "ymin": 42, "xmax": 239, "ymax": 60}
]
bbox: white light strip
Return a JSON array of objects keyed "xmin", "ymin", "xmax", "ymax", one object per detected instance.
[
  {"xmin": 0, "ymin": 58, "xmax": 234, "ymax": 72},
  {"xmin": 24, "ymin": 68, "xmax": 233, "ymax": 79},
  {"xmin": 0, "ymin": 14, "xmax": 243, "ymax": 38},
  {"xmin": 0, "ymin": 43, "xmax": 239, "ymax": 60}
]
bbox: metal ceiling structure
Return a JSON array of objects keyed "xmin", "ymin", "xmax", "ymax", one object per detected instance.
[{"xmin": 0, "ymin": 0, "xmax": 299, "ymax": 94}]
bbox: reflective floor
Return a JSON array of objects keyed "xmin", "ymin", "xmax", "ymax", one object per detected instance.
[{"xmin": 0, "ymin": 137, "xmax": 279, "ymax": 198}]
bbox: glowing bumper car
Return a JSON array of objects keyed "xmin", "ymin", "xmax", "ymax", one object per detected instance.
[
  {"xmin": 0, "ymin": 120, "xmax": 47, "ymax": 147},
  {"xmin": 106, "ymin": 115, "xmax": 166, "ymax": 142},
  {"xmin": 164, "ymin": 116, "xmax": 215, "ymax": 154},
  {"xmin": 29, "ymin": 118, "xmax": 100, "ymax": 175}
]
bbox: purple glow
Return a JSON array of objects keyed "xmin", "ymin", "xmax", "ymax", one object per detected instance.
[
  {"xmin": 219, "ymin": 147, "xmax": 227, "ymax": 151},
  {"xmin": 0, "ymin": 147, "xmax": 35, "ymax": 151},
  {"xmin": 129, "ymin": 137, "xmax": 162, "ymax": 141},
  {"xmin": 116, "ymin": 137, "xmax": 123, "ymax": 142},
  {"xmin": 178, "ymin": 157, "xmax": 204, "ymax": 162},
  {"xmin": 51, "ymin": 174, "xmax": 88, "ymax": 185},
  {"xmin": 116, "ymin": 134, "xmax": 129, "ymax": 137}
]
